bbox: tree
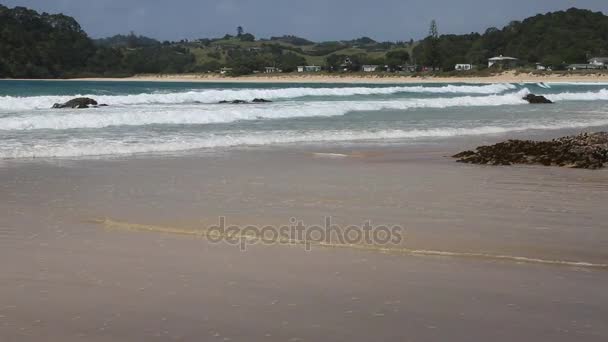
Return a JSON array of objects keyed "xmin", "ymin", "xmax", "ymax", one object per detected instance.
[
  {"xmin": 386, "ymin": 50, "xmax": 410, "ymax": 69},
  {"xmin": 325, "ymin": 54, "xmax": 347, "ymax": 71},
  {"xmin": 429, "ymin": 20, "xmax": 439, "ymax": 39},
  {"xmin": 239, "ymin": 33, "xmax": 255, "ymax": 42},
  {"xmin": 237, "ymin": 26, "xmax": 244, "ymax": 37},
  {"xmin": 277, "ymin": 52, "xmax": 306, "ymax": 72},
  {"xmin": 424, "ymin": 19, "xmax": 441, "ymax": 69}
]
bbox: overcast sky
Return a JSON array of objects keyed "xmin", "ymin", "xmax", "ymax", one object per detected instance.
[{"xmin": 3, "ymin": 0, "xmax": 608, "ymax": 41}]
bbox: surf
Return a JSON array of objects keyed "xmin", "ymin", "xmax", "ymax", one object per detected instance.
[{"xmin": 0, "ymin": 83, "xmax": 518, "ymax": 111}]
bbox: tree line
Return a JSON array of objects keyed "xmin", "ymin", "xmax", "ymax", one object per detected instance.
[
  {"xmin": 414, "ymin": 8, "xmax": 608, "ymax": 70},
  {"xmin": 2, "ymin": 4, "xmax": 608, "ymax": 78},
  {"xmin": 0, "ymin": 5, "xmax": 197, "ymax": 78}
]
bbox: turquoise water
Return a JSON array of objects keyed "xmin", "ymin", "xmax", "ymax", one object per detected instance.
[{"xmin": 1, "ymin": 80, "xmax": 607, "ymax": 159}]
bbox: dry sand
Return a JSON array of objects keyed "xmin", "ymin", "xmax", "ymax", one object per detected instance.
[
  {"xmin": 60, "ymin": 70, "xmax": 608, "ymax": 84},
  {"xmin": 1, "ymin": 131, "xmax": 608, "ymax": 341}
]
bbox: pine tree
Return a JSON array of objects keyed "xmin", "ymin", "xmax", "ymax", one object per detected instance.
[{"xmin": 425, "ymin": 20, "xmax": 441, "ymax": 69}]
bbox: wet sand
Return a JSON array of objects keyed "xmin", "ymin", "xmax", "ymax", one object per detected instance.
[{"xmin": 1, "ymin": 132, "xmax": 608, "ymax": 341}]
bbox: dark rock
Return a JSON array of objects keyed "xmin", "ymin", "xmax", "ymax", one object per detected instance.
[
  {"xmin": 453, "ymin": 132, "xmax": 608, "ymax": 169},
  {"xmin": 523, "ymin": 94, "xmax": 553, "ymax": 104},
  {"xmin": 52, "ymin": 97, "xmax": 99, "ymax": 109},
  {"xmin": 218, "ymin": 99, "xmax": 273, "ymax": 104},
  {"xmin": 219, "ymin": 100, "xmax": 249, "ymax": 104}
]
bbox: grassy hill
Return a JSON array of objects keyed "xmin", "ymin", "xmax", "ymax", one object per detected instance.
[
  {"xmin": 413, "ymin": 8, "xmax": 608, "ymax": 70},
  {"xmin": 2, "ymin": 3, "xmax": 607, "ymax": 78}
]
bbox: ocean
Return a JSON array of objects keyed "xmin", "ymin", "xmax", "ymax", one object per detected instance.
[{"xmin": 1, "ymin": 80, "xmax": 608, "ymax": 159}]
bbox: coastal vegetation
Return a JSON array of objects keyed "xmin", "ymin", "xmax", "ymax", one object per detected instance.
[
  {"xmin": 414, "ymin": 8, "xmax": 608, "ymax": 71},
  {"xmin": 1, "ymin": 4, "xmax": 608, "ymax": 78}
]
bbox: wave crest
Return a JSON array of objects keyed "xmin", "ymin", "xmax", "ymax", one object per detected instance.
[
  {"xmin": 5, "ymin": 119, "xmax": 608, "ymax": 159},
  {"xmin": 0, "ymin": 90, "xmax": 531, "ymax": 131},
  {"xmin": 0, "ymin": 84, "xmax": 517, "ymax": 110}
]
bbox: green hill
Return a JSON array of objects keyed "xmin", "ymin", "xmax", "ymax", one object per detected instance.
[
  {"xmin": 0, "ymin": 4, "xmax": 95, "ymax": 78},
  {"xmin": 2, "ymin": 4, "xmax": 607, "ymax": 78},
  {"xmin": 414, "ymin": 8, "xmax": 608, "ymax": 70}
]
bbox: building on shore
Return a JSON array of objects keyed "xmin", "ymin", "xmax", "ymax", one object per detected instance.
[
  {"xmin": 264, "ymin": 67, "xmax": 281, "ymax": 73},
  {"xmin": 362, "ymin": 65, "xmax": 379, "ymax": 72},
  {"xmin": 339, "ymin": 57, "xmax": 353, "ymax": 72},
  {"xmin": 588, "ymin": 57, "xmax": 608, "ymax": 67},
  {"xmin": 454, "ymin": 64, "xmax": 472, "ymax": 71},
  {"xmin": 297, "ymin": 65, "xmax": 322, "ymax": 73},
  {"xmin": 402, "ymin": 65, "xmax": 419, "ymax": 73},
  {"xmin": 220, "ymin": 67, "xmax": 233, "ymax": 75},
  {"xmin": 567, "ymin": 63, "xmax": 603, "ymax": 71},
  {"xmin": 488, "ymin": 55, "xmax": 518, "ymax": 69}
]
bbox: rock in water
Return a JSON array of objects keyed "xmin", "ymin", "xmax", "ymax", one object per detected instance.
[
  {"xmin": 218, "ymin": 99, "xmax": 272, "ymax": 104},
  {"xmin": 218, "ymin": 100, "xmax": 248, "ymax": 104},
  {"xmin": 453, "ymin": 132, "xmax": 608, "ymax": 169},
  {"xmin": 52, "ymin": 97, "xmax": 99, "ymax": 109},
  {"xmin": 523, "ymin": 94, "xmax": 553, "ymax": 104}
]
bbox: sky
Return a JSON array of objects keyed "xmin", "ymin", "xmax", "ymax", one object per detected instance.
[{"xmin": 3, "ymin": 0, "xmax": 608, "ymax": 41}]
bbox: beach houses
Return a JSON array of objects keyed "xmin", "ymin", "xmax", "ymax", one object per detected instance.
[
  {"xmin": 220, "ymin": 67, "xmax": 233, "ymax": 75},
  {"xmin": 454, "ymin": 64, "xmax": 472, "ymax": 71},
  {"xmin": 362, "ymin": 65, "xmax": 379, "ymax": 72},
  {"xmin": 297, "ymin": 65, "xmax": 322, "ymax": 73},
  {"xmin": 264, "ymin": 67, "xmax": 281, "ymax": 73},
  {"xmin": 340, "ymin": 57, "xmax": 353, "ymax": 72},
  {"xmin": 488, "ymin": 55, "xmax": 518, "ymax": 69},
  {"xmin": 588, "ymin": 57, "xmax": 608, "ymax": 68},
  {"xmin": 567, "ymin": 63, "xmax": 602, "ymax": 71}
]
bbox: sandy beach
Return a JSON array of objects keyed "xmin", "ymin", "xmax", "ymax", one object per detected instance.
[
  {"xmin": 4, "ymin": 0, "xmax": 608, "ymax": 340},
  {"xmin": 2, "ymin": 127, "xmax": 608, "ymax": 341},
  {"xmin": 55, "ymin": 71, "xmax": 608, "ymax": 84}
]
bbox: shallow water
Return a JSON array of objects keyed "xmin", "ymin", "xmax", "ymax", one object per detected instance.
[{"xmin": 1, "ymin": 80, "xmax": 608, "ymax": 159}]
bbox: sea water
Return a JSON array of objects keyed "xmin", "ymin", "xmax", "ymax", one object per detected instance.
[{"xmin": 1, "ymin": 80, "xmax": 608, "ymax": 159}]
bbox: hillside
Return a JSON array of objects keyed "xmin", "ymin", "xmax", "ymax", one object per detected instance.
[
  {"xmin": 95, "ymin": 34, "xmax": 160, "ymax": 48},
  {"xmin": 0, "ymin": 4, "xmax": 95, "ymax": 78},
  {"xmin": 413, "ymin": 8, "xmax": 608, "ymax": 70},
  {"xmin": 1, "ymin": 4, "xmax": 608, "ymax": 78}
]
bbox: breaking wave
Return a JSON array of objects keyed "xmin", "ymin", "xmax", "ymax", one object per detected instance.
[
  {"xmin": 0, "ymin": 83, "xmax": 517, "ymax": 110},
  {"xmin": 546, "ymin": 88, "xmax": 608, "ymax": 101},
  {"xmin": 5, "ymin": 119, "xmax": 608, "ymax": 159},
  {"xmin": 0, "ymin": 90, "xmax": 531, "ymax": 131}
]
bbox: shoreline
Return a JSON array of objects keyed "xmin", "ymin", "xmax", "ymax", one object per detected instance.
[
  {"xmin": 5, "ymin": 71, "xmax": 608, "ymax": 84},
  {"xmin": 2, "ymin": 131, "xmax": 608, "ymax": 341}
]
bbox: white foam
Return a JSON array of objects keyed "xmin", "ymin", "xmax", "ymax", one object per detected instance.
[
  {"xmin": 547, "ymin": 82, "xmax": 608, "ymax": 86},
  {"xmin": 5, "ymin": 118, "xmax": 608, "ymax": 159},
  {"xmin": 0, "ymin": 90, "xmax": 530, "ymax": 131},
  {"xmin": 537, "ymin": 82, "xmax": 551, "ymax": 89},
  {"xmin": 546, "ymin": 88, "xmax": 608, "ymax": 101},
  {"xmin": 0, "ymin": 84, "xmax": 517, "ymax": 111}
]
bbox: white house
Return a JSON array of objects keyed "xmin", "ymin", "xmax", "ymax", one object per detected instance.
[
  {"xmin": 568, "ymin": 64, "xmax": 602, "ymax": 71},
  {"xmin": 362, "ymin": 65, "xmax": 378, "ymax": 72},
  {"xmin": 589, "ymin": 57, "xmax": 608, "ymax": 67},
  {"xmin": 264, "ymin": 67, "xmax": 281, "ymax": 73},
  {"xmin": 297, "ymin": 66, "xmax": 322, "ymax": 73},
  {"xmin": 455, "ymin": 64, "xmax": 472, "ymax": 71},
  {"xmin": 488, "ymin": 55, "xmax": 518, "ymax": 68}
]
